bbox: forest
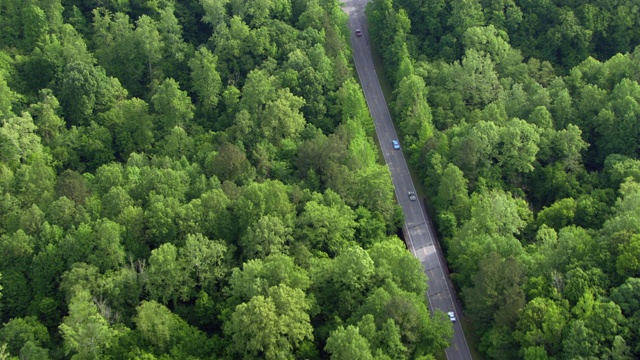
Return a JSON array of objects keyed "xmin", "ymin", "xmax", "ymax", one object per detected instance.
[
  {"xmin": 365, "ymin": 0, "xmax": 640, "ymax": 359},
  {"xmin": 0, "ymin": 0, "xmax": 455, "ymax": 359}
]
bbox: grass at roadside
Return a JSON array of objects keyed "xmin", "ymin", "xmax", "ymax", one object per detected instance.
[{"xmin": 461, "ymin": 315, "xmax": 484, "ymax": 360}]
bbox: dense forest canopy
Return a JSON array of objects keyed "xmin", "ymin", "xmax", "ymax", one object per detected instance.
[
  {"xmin": 0, "ymin": 0, "xmax": 454, "ymax": 359},
  {"xmin": 366, "ymin": 0, "xmax": 640, "ymax": 358}
]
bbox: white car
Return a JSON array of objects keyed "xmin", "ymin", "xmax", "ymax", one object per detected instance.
[{"xmin": 448, "ymin": 311, "xmax": 456, "ymax": 322}]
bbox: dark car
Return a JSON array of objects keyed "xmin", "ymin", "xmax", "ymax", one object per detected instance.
[
  {"xmin": 392, "ymin": 140, "xmax": 400, "ymax": 150},
  {"xmin": 408, "ymin": 191, "xmax": 417, "ymax": 201},
  {"xmin": 355, "ymin": 29, "xmax": 363, "ymax": 37}
]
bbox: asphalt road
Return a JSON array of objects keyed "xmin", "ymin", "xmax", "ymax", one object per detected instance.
[{"xmin": 342, "ymin": 1, "xmax": 473, "ymax": 359}]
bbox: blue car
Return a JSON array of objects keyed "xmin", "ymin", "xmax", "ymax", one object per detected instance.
[{"xmin": 392, "ymin": 140, "xmax": 400, "ymax": 150}]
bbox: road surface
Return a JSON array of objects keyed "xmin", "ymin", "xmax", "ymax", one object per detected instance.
[{"xmin": 342, "ymin": 0, "xmax": 473, "ymax": 359}]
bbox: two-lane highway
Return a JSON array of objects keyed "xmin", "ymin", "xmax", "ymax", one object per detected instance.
[{"xmin": 342, "ymin": 0, "xmax": 473, "ymax": 359}]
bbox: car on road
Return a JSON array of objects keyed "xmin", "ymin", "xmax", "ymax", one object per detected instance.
[
  {"xmin": 392, "ymin": 140, "xmax": 400, "ymax": 150},
  {"xmin": 408, "ymin": 191, "xmax": 417, "ymax": 201},
  {"xmin": 355, "ymin": 29, "xmax": 363, "ymax": 37},
  {"xmin": 448, "ymin": 311, "xmax": 456, "ymax": 322}
]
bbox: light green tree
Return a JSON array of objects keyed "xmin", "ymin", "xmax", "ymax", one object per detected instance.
[
  {"xmin": 514, "ymin": 297, "xmax": 568, "ymax": 356},
  {"xmin": 0, "ymin": 112, "xmax": 44, "ymax": 170},
  {"xmin": 151, "ymin": 78, "xmax": 194, "ymax": 134},
  {"xmin": 146, "ymin": 243, "xmax": 192, "ymax": 306},
  {"xmin": 325, "ymin": 325, "xmax": 374, "ymax": 360},
  {"xmin": 200, "ymin": 0, "xmax": 230, "ymax": 29},
  {"xmin": 59, "ymin": 289, "xmax": 117, "ymax": 359},
  {"xmin": 0, "ymin": 316, "xmax": 50, "ymax": 357},
  {"xmin": 240, "ymin": 215, "xmax": 292, "ymax": 260},
  {"xmin": 188, "ymin": 47, "xmax": 222, "ymax": 111},
  {"xmin": 179, "ymin": 233, "xmax": 227, "ymax": 290},
  {"xmin": 99, "ymin": 98, "xmax": 154, "ymax": 159},
  {"xmin": 226, "ymin": 284, "xmax": 313, "ymax": 359},
  {"xmin": 296, "ymin": 198, "xmax": 357, "ymax": 256}
]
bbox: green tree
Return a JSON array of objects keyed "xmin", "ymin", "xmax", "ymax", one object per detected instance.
[
  {"xmin": 0, "ymin": 273, "xmax": 3, "ymax": 315},
  {"xmin": 212, "ymin": 16, "xmax": 253, "ymax": 81},
  {"xmin": 240, "ymin": 214, "xmax": 293, "ymax": 260},
  {"xmin": 226, "ymin": 254, "xmax": 310, "ymax": 306},
  {"xmin": 563, "ymin": 290, "xmax": 626, "ymax": 358},
  {"xmin": 496, "ymin": 118, "xmax": 540, "ymax": 182},
  {"xmin": 609, "ymin": 335, "xmax": 633, "ymax": 360},
  {"xmin": 311, "ymin": 247, "xmax": 375, "ymax": 320},
  {"xmin": 529, "ymin": 225, "xmax": 600, "ymax": 284},
  {"xmin": 156, "ymin": 6, "xmax": 191, "ymax": 82},
  {"xmin": 197, "ymin": 188, "xmax": 233, "ymax": 241},
  {"xmin": 448, "ymin": 189, "xmax": 528, "ymax": 282},
  {"xmin": 610, "ymin": 277, "xmax": 640, "ymax": 316},
  {"xmin": 101, "ymin": 186, "xmax": 133, "ymax": 220},
  {"xmin": 28, "ymin": 89, "xmax": 65, "ymax": 146},
  {"xmin": 30, "ymin": 244, "xmax": 62, "ymax": 304},
  {"xmin": 467, "ymin": 189, "xmax": 530, "ymax": 237},
  {"xmin": 393, "ymin": 74, "xmax": 434, "ymax": 151},
  {"xmin": 368, "ymin": 238, "xmax": 427, "ymax": 296},
  {"xmin": 55, "ymin": 169, "xmax": 90, "ymax": 205},
  {"xmin": 448, "ymin": 0, "xmax": 484, "ymax": 38},
  {"xmin": 260, "ymin": 88, "xmax": 306, "ymax": 145},
  {"xmin": 98, "ymin": 98, "xmax": 154, "ymax": 159},
  {"xmin": 515, "ymin": 297, "xmax": 568, "ymax": 356},
  {"xmin": 86, "ymin": 219, "xmax": 126, "ymax": 272},
  {"xmin": 0, "ymin": 71, "xmax": 15, "ymax": 119},
  {"xmin": 546, "ymin": 8, "xmax": 592, "ymax": 68},
  {"xmin": 92, "ymin": 10, "xmax": 162, "ymax": 96},
  {"xmin": 0, "ymin": 230, "xmax": 34, "ymax": 279},
  {"xmin": 179, "ymin": 233, "xmax": 227, "ymax": 290},
  {"xmin": 133, "ymin": 300, "xmax": 211, "ymax": 357},
  {"xmin": 200, "ymin": 0, "xmax": 230, "ymax": 30},
  {"xmin": 59, "ymin": 289, "xmax": 117, "ymax": 360},
  {"xmin": 561, "ymin": 319, "xmax": 598, "ymax": 359},
  {"xmin": 134, "ymin": 14, "xmax": 164, "ymax": 85},
  {"xmin": 146, "ymin": 243, "xmax": 192, "ymax": 306},
  {"xmin": 188, "ymin": 47, "xmax": 222, "ymax": 111},
  {"xmin": 59, "ymin": 61, "xmax": 125, "ymax": 126},
  {"xmin": 336, "ymin": 79, "xmax": 371, "ymax": 136},
  {"xmin": 462, "ymin": 253, "xmax": 526, "ymax": 336},
  {"xmin": 226, "ymin": 284, "xmax": 313, "ymax": 359},
  {"xmin": 434, "ymin": 163, "xmax": 470, "ymax": 226},
  {"xmin": 151, "ymin": 78, "xmax": 194, "ymax": 134},
  {"xmin": 143, "ymin": 194, "xmax": 182, "ymax": 246},
  {"xmin": 233, "ymin": 179, "xmax": 294, "ymax": 234},
  {"xmin": 61, "ymin": 122, "xmax": 116, "ymax": 172},
  {"xmin": 206, "ymin": 142, "xmax": 254, "ymax": 183},
  {"xmin": 0, "ymin": 316, "xmax": 49, "ymax": 357},
  {"xmin": 616, "ymin": 234, "xmax": 640, "ymax": 277},
  {"xmin": 21, "ymin": 5, "xmax": 49, "ymax": 52},
  {"xmin": 451, "ymin": 49, "xmax": 502, "ymax": 108},
  {"xmin": 537, "ymin": 198, "xmax": 576, "ymax": 231},
  {"xmin": 296, "ymin": 196, "xmax": 357, "ymax": 256},
  {"xmin": 12, "ymin": 154, "xmax": 56, "ymax": 208},
  {"xmin": 352, "ymin": 281, "xmax": 452, "ymax": 357},
  {"xmin": 563, "ymin": 267, "xmax": 608, "ymax": 306},
  {"xmin": 325, "ymin": 325, "xmax": 374, "ymax": 360},
  {"xmin": 46, "ymin": 197, "xmax": 83, "ymax": 233},
  {"xmin": 0, "ymin": 112, "xmax": 44, "ymax": 170}
]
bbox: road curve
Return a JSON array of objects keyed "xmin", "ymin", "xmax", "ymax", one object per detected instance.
[{"xmin": 342, "ymin": 0, "xmax": 473, "ymax": 359}]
